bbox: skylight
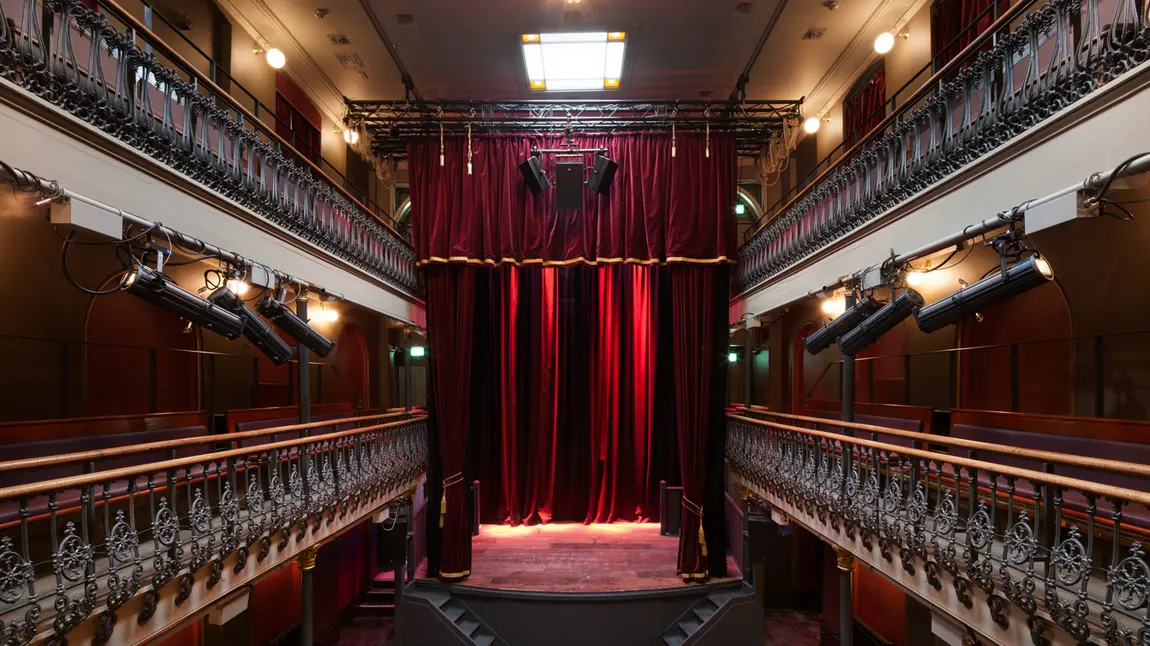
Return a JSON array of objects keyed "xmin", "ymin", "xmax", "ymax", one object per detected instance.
[{"xmin": 521, "ymin": 31, "xmax": 626, "ymax": 92}]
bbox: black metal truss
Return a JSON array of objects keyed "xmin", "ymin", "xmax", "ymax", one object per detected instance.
[{"xmin": 344, "ymin": 99, "xmax": 804, "ymax": 157}]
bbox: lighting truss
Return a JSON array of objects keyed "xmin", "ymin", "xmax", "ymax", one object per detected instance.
[{"xmin": 343, "ymin": 99, "xmax": 805, "ymax": 157}]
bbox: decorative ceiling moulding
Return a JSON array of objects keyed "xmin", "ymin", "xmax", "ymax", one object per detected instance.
[
  {"xmin": 0, "ymin": 0, "xmax": 421, "ymax": 300},
  {"xmin": 734, "ymin": 0, "xmax": 1150, "ymax": 299}
]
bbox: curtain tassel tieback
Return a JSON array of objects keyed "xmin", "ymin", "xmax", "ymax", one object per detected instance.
[
  {"xmin": 441, "ymin": 472, "xmax": 465, "ymax": 528},
  {"xmin": 682, "ymin": 497, "xmax": 706, "ymax": 557}
]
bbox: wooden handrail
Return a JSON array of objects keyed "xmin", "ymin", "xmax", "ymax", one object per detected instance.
[
  {"xmin": 0, "ymin": 415, "xmax": 427, "ymax": 500},
  {"xmin": 0, "ymin": 411, "xmax": 414, "ymax": 474},
  {"xmin": 745, "ymin": 0, "xmax": 1037, "ymax": 237},
  {"xmin": 728, "ymin": 414, "xmax": 1150, "ymax": 508},
  {"xmin": 98, "ymin": 0, "xmax": 410, "ymax": 244},
  {"xmin": 739, "ymin": 405, "xmax": 1150, "ymax": 479}
]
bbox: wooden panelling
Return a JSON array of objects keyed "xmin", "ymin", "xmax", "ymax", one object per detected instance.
[
  {"xmin": 223, "ymin": 403, "xmax": 353, "ymax": 434},
  {"xmin": 805, "ymin": 400, "xmax": 934, "ymax": 435},
  {"xmin": 951, "ymin": 409, "xmax": 1150, "ymax": 444},
  {"xmin": 0, "ymin": 410, "xmax": 208, "ymax": 444}
]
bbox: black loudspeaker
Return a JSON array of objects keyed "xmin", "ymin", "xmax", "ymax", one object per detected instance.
[
  {"xmin": 556, "ymin": 161, "xmax": 584, "ymax": 210},
  {"xmin": 747, "ymin": 512, "xmax": 776, "ymax": 563},
  {"xmin": 585, "ymin": 155, "xmax": 618, "ymax": 195},
  {"xmin": 519, "ymin": 156, "xmax": 551, "ymax": 195},
  {"xmin": 376, "ymin": 514, "xmax": 409, "ymax": 568}
]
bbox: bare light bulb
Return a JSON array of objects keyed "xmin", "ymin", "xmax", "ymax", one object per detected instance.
[
  {"xmin": 803, "ymin": 117, "xmax": 821, "ymax": 134},
  {"xmin": 874, "ymin": 32, "xmax": 895, "ymax": 54},
  {"xmin": 266, "ymin": 48, "xmax": 286, "ymax": 69},
  {"xmin": 226, "ymin": 279, "xmax": 250, "ymax": 296},
  {"xmin": 343, "ymin": 128, "xmax": 359, "ymax": 145},
  {"xmin": 905, "ymin": 271, "xmax": 925, "ymax": 287},
  {"xmin": 821, "ymin": 297, "xmax": 846, "ymax": 318}
]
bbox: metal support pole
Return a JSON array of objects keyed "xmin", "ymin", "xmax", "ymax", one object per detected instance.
[
  {"xmin": 835, "ymin": 547, "xmax": 855, "ymax": 646},
  {"xmin": 404, "ymin": 328, "xmax": 413, "ymax": 412},
  {"xmin": 299, "ymin": 546, "xmax": 318, "ymax": 646},
  {"xmin": 842, "ymin": 294, "xmax": 856, "ymax": 429},
  {"xmin": 298, "ymin": 296, "xmax": 311, "ymax": 426}
]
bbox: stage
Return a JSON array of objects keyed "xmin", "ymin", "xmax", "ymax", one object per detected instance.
[{"xmin": 417, "ymin": 522, "xmax": 740, "ymax": 592}]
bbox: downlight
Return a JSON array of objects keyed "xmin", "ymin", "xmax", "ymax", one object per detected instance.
[
  {"xmin": 125, "ymin": 264, "xmax": 244, "ymax": 339},
  {"xmin": 915, "ymin": 255, "xmax": 1054, "ymax": 333},
  {"xmin": 803, "ymin": 295, "xmax": 881, "ymax": 355},
  {"xmin": 838, "ymin": 289, "xmax": 923, "ymax": 356},
  {"xmin": 257, "ymin": 296, "xmax": 336, "ymax": 357},
  {"xmin": 209, "ymin": 287, "xmax": 296, "ymax": 365}
]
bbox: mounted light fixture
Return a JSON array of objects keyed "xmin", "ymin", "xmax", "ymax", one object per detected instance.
[
  {"xmin": 905, "ymin": 271, "xmax": 925, "ymax": 287},
  {"xmin": 821, "ymin": 297, "xmax": 846, "ymax": 318},
  {"xmin": 226, "ymin": 278, "xmax": 250, "ymax": 295},
  {"xmin": 838, "ymin": 289, "xmax": 923, "ymax": 356},
  {"xmin": 209, "ymin": 287, "xmax": 296, "ymax": 365},
  {"xmin": 803, "ymin": 117, "xmax": 821, "ymax": 134},
  {"xmin": 915, "ymin": 255, "xmax": 1054, "ymax": 333},
  {"xmin": 266, "ymin": 48, "xmax": 286, "ymax": 69},
  {"xmin": 803, "ymin": 295, "xmax": 881, "ymax": 355},
  {"xmin": 257, "ymin": 294, "xmax": 336, "ymax": 357},
  {"xmin": 342, "ymin": 128, "xmax": 359, "ymax": 145},
  {"xmin": 874, "ymin": 32, "xmax": 895, "ymax": 54},
  {"xmin": 521, "ymin": 31, "xmax": 627, "ymax": 91},
  {"xmin": 125, "ymin": 264, "xmax": 245, "ymax": 339}
]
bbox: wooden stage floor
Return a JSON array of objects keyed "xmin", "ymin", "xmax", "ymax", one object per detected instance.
[{"xmin": 418, "ymin": 522, "xmax": 740, "ymax": 593}]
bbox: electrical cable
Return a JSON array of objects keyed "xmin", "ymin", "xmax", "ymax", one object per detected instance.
[
  {"xmin": 1094, "ymin": 153, "xmax": 1150, "ymax": 203},
  {"xmin": 61, "ymin": 231, "xmax": 133, "ymax": 295}
]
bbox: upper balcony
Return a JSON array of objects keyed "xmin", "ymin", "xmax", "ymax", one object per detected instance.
[
  {"xmin": 0, "ymin": 0, "xmax": 419, "ymax": 304},
  {"xmin": 733, "ymin": 0, "xmax": 1150, "ymax": 306}
]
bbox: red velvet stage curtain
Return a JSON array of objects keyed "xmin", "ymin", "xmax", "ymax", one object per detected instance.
[
  {"xmin": 671, "ymin": 265, "xmax": 721, "ymax": 581},
  {"xmin": 425, "ymin": 266, "xmax": 477, "ymax": 580},
  {"xmin": 409, "ymin": 133, "xmax": 734, "ymax": 266},
  {"xmin": 843, "ymin": 63, "xmax": 886, "ymax": 149}
]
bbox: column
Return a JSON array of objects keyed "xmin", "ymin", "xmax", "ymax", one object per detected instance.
[
  {"xmin": 403, "ymin": 327, "xmax": 413, "ymax": 411},
  {"xmin": 841, "ymin": 294, "xmax": 855, "ymax": 426},
  {"xmin": 834, "ymin": 546, "xmax": 855, "ymax": 646},
  {"xmin": 299, "ymin": 545, "xmax": 319, "ymax": 646},
  {"xmin": 297, "ymin": 292, "xmax": 311, "ymax": 425}
]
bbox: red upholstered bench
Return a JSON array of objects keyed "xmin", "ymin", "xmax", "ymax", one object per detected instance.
[
  {"xmin": 0, "ymin": 411, "xmax": 209, "ymax": 525},
  {"xmin": 949, "ymin": 410, "xmax": 1150, "ymax": 531}
]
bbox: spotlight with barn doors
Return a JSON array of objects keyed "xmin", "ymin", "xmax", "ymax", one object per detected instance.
[
  {"xmin": 125, "ymin": 262, "xmax": 245, "ymax": 340},
  {"xmin": 915, "ymin": 255, "xmax": 1054, "ymax": 333},
  {"xmin": 257, "ymin": 290, "xmax": 336, "ymax": 357},
  {"xmin": 803, "ymin": 295, "xmax": 881, "ymax": 355},
  {"xmin": 208, "ymin": 286, "xmax": 296, "ymax": 365}
]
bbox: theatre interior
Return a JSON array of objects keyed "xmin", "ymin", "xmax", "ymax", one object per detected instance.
[{"xmin": 1, "ymin": 0, "xmax": 1149, "ymax": 644}]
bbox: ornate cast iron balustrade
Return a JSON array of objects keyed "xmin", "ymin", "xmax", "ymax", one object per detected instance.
[
  {"xmin": 726, "ymin": 414, "xmax": 1150, "ymax": 645},
  {"xmin": 0, "ymin": 0, "xmax": 419, "ymax": 297},
  {"xmin": 735, "ymin": 0, "xmax": 1150, "ymax": 295},
  {"xmin": 0, "ymin": 415, "xmax": 427, "ymax": 646}
]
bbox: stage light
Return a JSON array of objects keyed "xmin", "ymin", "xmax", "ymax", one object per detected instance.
[
  {"xmin": 585, "ymin": 154, "xmax": 618, "ymax": 195},
  {"xmin": 519, "ymin": 154, "xmax": 551, "ymax": 195},
  {"xmin": 316, "ymin": 306, "xmax": 339, "ymax": 323},
  {"xmin": 266, "ymin": 48, "xmax": 286, "ymax": 69},
  {"xmin": 821, "ymin": 297, "xmax": 846, "ymax": 318},
  {"xmin": 915, "ymin": 255, "xmax": 1054, "ymax": 333},
  {"xmin": 728, "ymin": 351, "xmax": 738, "ymax": 363},
  {"xmin": 257, "ymin": 296, "xmax": 336, "ymax": 357},
  {"xmin": 803, "ymin": 117, "xmax": 821, "ymax": 134},
  {"xmin": 838, "ymin": 289, "xmax": 923, "ymax": 356},
  {"xmin": 226, "ymin": 278, "xmax": 250, "ymax": 296},
  {"xmin": 125, "ymin": 264, "xmax": 244, "ymax": 339},
  {"xmin": 410, "ymin": 345, "xmax": 426, "ymax": 358},
  {"xmin": 342, "ymin": 128, "xmax": 359, "ymax": 145},
  {"xmin": 874, "ymin": 32, "xmax": 895, "ymax": 54},
  {"xmin": 803, "ymin": 295, "xmax": 880, "ymax": 355},
  {"xmin": 209, "ymin": 287, "xmax": 296, "ymax": 365},
  {"xmin": 905, "ymin": 271, "xmax": 925, "ymax": 287}
]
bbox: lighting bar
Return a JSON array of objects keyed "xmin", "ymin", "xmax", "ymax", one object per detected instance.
[
  {"xmin": 803, "ymin": 296, "xmax": 881, "ymax": 355},
  {"xmin": 915, "ymin": 255, "xmax": 1054, "ymax": 333},
  {"xmin": 125, "ymin": 264, "xmax": 244, "ymax": 339},
  {"xmin": 839, "ymin": 289, "xmax": 923, "ymax": 356},
  {"xmin": 209, "ymin": 287, "xmax": 296, "ymax": 365},
  {"xmin": 257, "ymin": 296, "xmax": 336, "ymax": 357}
]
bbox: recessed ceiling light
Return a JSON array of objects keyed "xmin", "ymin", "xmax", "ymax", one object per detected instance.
[{"xmin": 521, "ymin": 31, "xmax": 627, "ymax": 92}]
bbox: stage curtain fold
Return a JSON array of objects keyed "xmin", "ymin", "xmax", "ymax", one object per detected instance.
[
  {"xmin": 672, "ymin": 265, "xmax": 721, "ymax": 580},
  {"xmin": 409, "ymin": 134, "xmax": 734, "ymax": 266},
  {"xmin": 426, "ymin": 266, "xmax": 476, "ymax": 580}
]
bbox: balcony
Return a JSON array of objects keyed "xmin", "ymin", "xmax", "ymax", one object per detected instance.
[
  {"xmin": 727, "ymin": 407, "xmax": 1150, "ymax": 646},
  {"xmin": 0, "ymin": 0, "xmax": 419, "ymax": 299},
  {"xmin": 0, "ymin": 411, "xmax": 426, "ymax": 645},
  {"xmin": 734, "ymin": 0, "xmax": 1150, "ymax": 299}
]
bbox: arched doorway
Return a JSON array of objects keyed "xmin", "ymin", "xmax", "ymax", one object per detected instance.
[
  {"xmin": 85, "ymin": 291, "xmax": 197, "ymax": 416},
  {"xmin": 334, "ymin": 323, "xmax": 370, "ymax": 408}
]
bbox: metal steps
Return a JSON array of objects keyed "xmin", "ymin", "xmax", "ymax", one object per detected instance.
[
  {"xmin": 661, "ymin": 585, "xmax": 753, "ymax": 646},
  {"xmin": 407, "ymin": 585, "xmax": 504, "ymax": 646}
]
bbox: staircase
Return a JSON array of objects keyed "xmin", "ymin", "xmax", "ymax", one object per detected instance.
[
  {"xmin": 406, "ymin": 584, "xmax": 505, "ymax": 646},
  {"xmin": 356, "ymin": 570, "xmax": 399, "ymax": 618},
  {"xmin": 661, "ymin": 584, "xmax": 755, "ymax": 646}
]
